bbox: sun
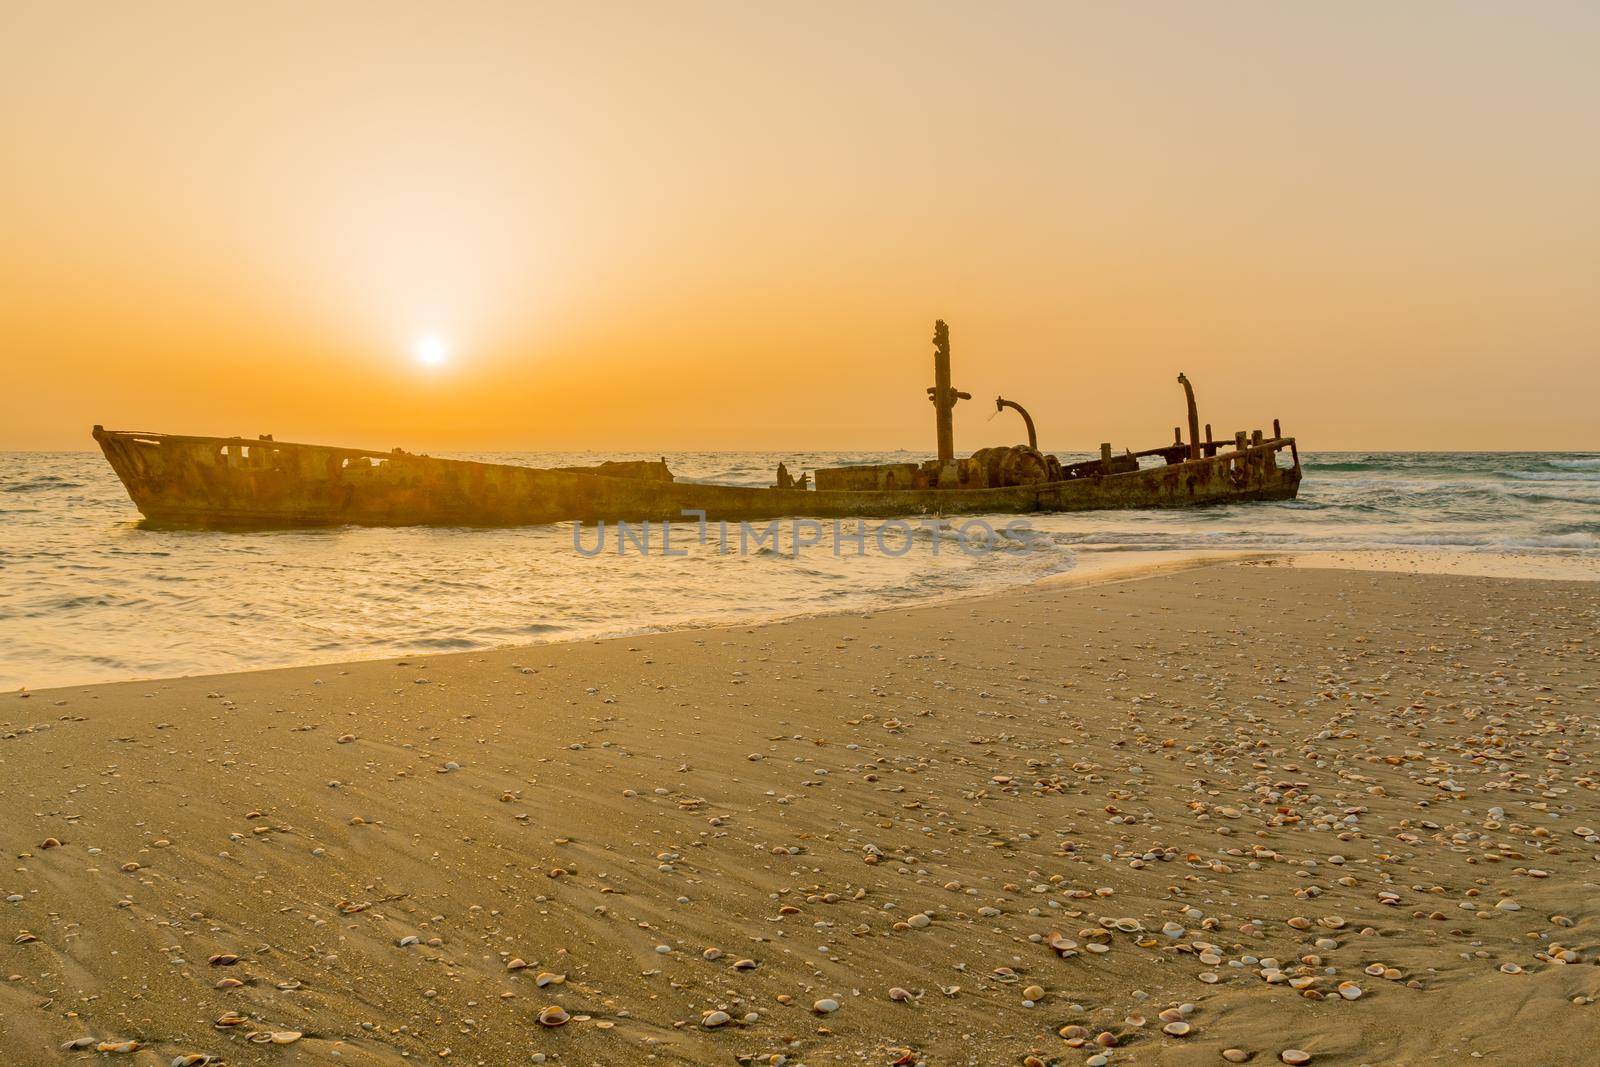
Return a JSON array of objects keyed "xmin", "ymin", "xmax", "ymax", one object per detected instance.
[{"xmin": 414, "ymin": 334, "xmax": 449, "ymax": 368}]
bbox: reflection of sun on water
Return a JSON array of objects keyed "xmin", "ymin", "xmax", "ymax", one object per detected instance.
[{"xmin": 414, "ymin": 335, "xmax": 449, "ymax": 368}]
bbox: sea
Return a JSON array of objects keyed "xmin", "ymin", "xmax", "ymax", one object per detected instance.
[{"xmin": 2, "ymin": 450, "xmax": 1596, "ymax": 690}]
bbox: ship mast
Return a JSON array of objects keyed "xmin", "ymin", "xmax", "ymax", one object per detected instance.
[{"xmin": 927, "ymin": 320, "xmax": 970, "ymax": 465}]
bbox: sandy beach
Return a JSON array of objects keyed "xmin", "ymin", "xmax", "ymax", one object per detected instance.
[{"xmin": 3, "ymin": 563, "xmax": 1597, "ymax": 1066}]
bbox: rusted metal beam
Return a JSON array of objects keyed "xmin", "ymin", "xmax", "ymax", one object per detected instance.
[
  {"xmin": 996, "ymin": 396, "xmax": 1038, "ymax": 450},
  {"xmin": 926, "ymin": 320, "xmax": 969, "ymax": 465},
  {"xmin": 1177, "ymin": 373, "xmax": 1201, "ymax": 460}
]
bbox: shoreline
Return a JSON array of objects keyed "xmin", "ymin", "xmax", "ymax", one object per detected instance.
[
  {"xmin": 3, "ymin": 565, "xmax": 1597, "ymax": 1065},
  {"xmin": 12, "ymin": 546, "xmax": 1594, "ymax": 696}
]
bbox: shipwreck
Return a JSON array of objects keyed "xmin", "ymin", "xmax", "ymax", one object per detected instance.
[{"xmin": 94, "ymin": 321, "xmax": 1300, "ymax": 528}]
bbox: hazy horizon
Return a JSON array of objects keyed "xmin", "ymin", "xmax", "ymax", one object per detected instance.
[{"xmin": 4, "ymin": 2, "xmax": 1597, "ymax": 453}]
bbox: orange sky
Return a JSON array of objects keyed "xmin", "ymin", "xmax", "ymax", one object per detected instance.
[{"xmin": 2, "ymin": 2, "xmax": 1596, "ymax": 452}]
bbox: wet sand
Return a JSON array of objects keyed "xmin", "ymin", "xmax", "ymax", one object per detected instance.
[{"xmin": 3, "ymin": 564, "xmax": 1597, "ymax": 1066}]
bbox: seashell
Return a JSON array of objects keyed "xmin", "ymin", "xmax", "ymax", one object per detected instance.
[
  {"xmin": 506, "ymin": 958, "xmax": 529, "ymax": 971},
  {"xmin": 171, "ymin": 1055, "xmax": 217, "ymax": 1066},
  {"xmin": 1286, "ymin": 916, "xmax": 1312, "ymax": 930},
  {"xmin": 538, "ymin": 1006, "xmax": 570, "ymax": 1027},
  {"xmin": 733, "ymin": 958, "xmax": 758, "ymax": 970},
  {"xmin": 397, "ymin": 936, "xmax": 419, "ymax": 947},
  {"xmin": 1281, "ymin": 1052, "xmax": 1312, "ymax": 1066},
  {"xmin": 61, "ymin": 1038, "xmax": 95, "ymax": 1050},
  {"xmin": 97, "ymin": 1041, "xmax": 142, "ymax": 1054},
  {"xmin": 276, "ymin": 979, "xmax": 303, "ymax": 990},
  {"xmin": 535, "ymin": 971, "xmax": 565, "ymax": 987},
  {"xmin": 1163, "ymin": 1021, "xmax": 1192, "ymax": 1036},
  {"xmin": 1222, "ymin": 1051, "xmax": 1250, "ymax": 1064},
  {"xmin": 208, "ymin": 953, "xmax": 239, "ymax": 966},
  {"xmin": 214, "ymin": 1011, "xmax": 247, "ymax": 1027},
  {"xmin": 1022, "ymin": 984, "xmax": 1045, "ymax": 1002},
  {"xmin": 40, "ymin": 838, "xmax": 62, "ymax": 849},
  {"xmin": 702, "ymin": 947, "xmax": 723, "ymax": 961},
  {"xmin": 906, "ymin": 913, "xmax": 932, "ymax": 928},
  {"xmin": 214, "ymin": 977, "xmax": 245, "ymax": 989},
  {"xmin": 812, "ymin": 997, "xmax": 840, "ymax": 1014},
  {"xmin": 14, "ymin": 931, "xmax": 38, "ymax": 944},
  {"xmin": 701, "ymin": 1010, "xmax": 731, "ymax": 1028},
  {"xmin": 889, "ymin": 986, "xmax": 914, "ymax": 1002},
  {"xmin": 1058, "ymin": 1024, "xmax": 1089, "ymax": 1045}
]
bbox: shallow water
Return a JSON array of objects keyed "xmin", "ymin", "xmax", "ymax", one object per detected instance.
[{"xmin": 2, "ymin": 449, "xmax": 1595, "ymax": 688}]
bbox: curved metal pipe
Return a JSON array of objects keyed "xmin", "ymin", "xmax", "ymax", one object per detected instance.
[
  {"xmin": 995, "ymin": 396, "xmax": 1038, "ymax": 450},
  {"xmin": 1177, "ymin": 372, "xmax": 1201, "ymax": 461}
]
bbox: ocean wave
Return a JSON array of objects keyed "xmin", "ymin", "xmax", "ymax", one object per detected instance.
[
  {"xmin": 1493, "ymin": 532, "xmax": 1600, "ymax": 550},
  {"xmin": 5, "ymin": 447, "xmax": 1599, "ymax": 689},
  {"xmin": 1501, "ymin": 470, "xmax": 1600, "ymax": 483},
  {"xmin": 3, "ymin": 476, "xmax": 86, "ymax": 493},
  {"xmin": 1502, "ymin": 489, "xmax": 1600, "ymax": 507}
]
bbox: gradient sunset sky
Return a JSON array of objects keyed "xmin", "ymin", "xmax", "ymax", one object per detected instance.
[{"xmin": 3, "ymin": 2, "xmax": 1595, "ymax": 452}]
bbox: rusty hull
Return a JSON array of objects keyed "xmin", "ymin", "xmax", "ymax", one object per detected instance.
[{"xmin": 93, "ymin": 427, "xmax": 1301, "ymax": 530}]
